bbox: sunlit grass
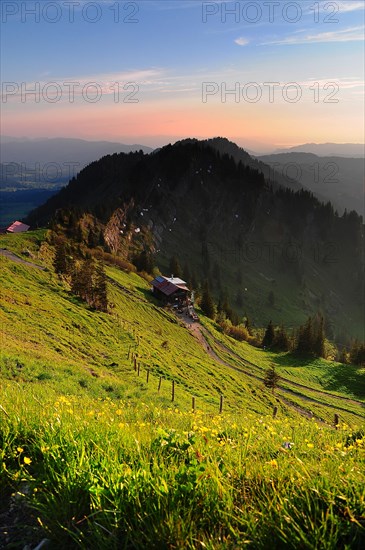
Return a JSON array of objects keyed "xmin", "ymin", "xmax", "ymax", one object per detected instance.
[{"xmin": 0, "ymin": 385, "xmax": 364, "ymax": 549}]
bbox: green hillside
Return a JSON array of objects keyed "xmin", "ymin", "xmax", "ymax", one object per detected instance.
[
  {"xmin": 1, "ymin": 230, "xmax": 364, "ymax": 548},
  {"xmin": 1, "ymin": 230, "xmax": 364, "ymax": 421}
]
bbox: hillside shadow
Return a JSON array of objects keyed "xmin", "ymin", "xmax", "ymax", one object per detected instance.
[
  {"xmin": 275, "ymin": 352, "xmax": 316, "ymax": 368},
  {"xmin": 319, "ymin": 363, "xmax": 365, "ymax": 401},
  {"xmin": 135, "ymin": 285, "xmax": 160, "ymax": 305},
  {"xmin": 275, "ymin": 352, "xmax": 365, "ymax": 400}
]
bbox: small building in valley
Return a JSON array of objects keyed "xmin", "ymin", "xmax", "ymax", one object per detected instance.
[
  {"xmin": 151, "ymin": 275, "xmax": 189, "ymax": 304},
  {"xmin": 7, "ymin": 221, "xmax": 30, "ymax": 233}
]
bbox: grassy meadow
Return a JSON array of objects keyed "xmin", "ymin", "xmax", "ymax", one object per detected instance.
[{"xmin": 0, "ymin": 230, "xmax": 364, "ymax": 548}]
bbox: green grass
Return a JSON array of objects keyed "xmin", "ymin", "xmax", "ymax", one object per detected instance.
[
  {"xmin": 0, "ymin": 230, "xmax": 364, "ymax": 548},
  {"xmin": 0, "ymin": 231, "xmax": 273, "ymax": 414},
  {"xmin": 0, "ymin": 386, "xmax": 364, "ymax": 549}
]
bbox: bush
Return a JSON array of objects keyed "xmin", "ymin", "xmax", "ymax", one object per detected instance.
[
  {"xmin": 90, "ymin": 248, "xmax": 136, "ymax": 273},
  {"xmin": 218, "ymin": 318, "xmax": 250, "ymax": 342},
  {"xmin": 228, "ymin": 324, "xmax": 250, "ymax": 342}
]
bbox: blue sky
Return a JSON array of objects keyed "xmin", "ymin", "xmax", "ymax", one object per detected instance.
[{"xmin": 1, "ymin": 0, "xmax": 364, "ymax": 149}]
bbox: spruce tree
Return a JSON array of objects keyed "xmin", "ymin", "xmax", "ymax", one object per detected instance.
[
  {"xmin": 274, "ymin": 325, "xmax": 290, "ymax": 351},
  {"xmin": 53, "ymin": 240, "xmax": 68, "ymax": 275},
  {"xmin": 94, "ymin": 262, "xmax": 108, "ymax": 312},
  {"xmin": 169, "ymin": 256, "xmax": 182, "ymax": 278},
  {"xmin": 222, "ymin": 293, "xmax": 235, "ymax": 323},
  {"xmin": 262, "ymin": 320, "xmax": 275, "ymax": 349},
  {"xmin": 71, "ymin": 259, "xmax": 95, "ymax": 305},
  {"xmin": 135, "ymin": 250, "xmax": 154, "ymax": 273},
  {"xmin": 349, "ymin": 341, "xmax": 365, "ymax": 365},
  {"xmin": 349, "ymin": 340, "xmax": 360, "ymax": 364},
  {"xmin": 264, "ymin": 365, "xmax": 280, "ymax": 394},
  {"xmin": 53, "ymin": 239, "xmax": 72, "ymax": 275},
  {"xmin": 296, "ymin": 316, "xmax": 314, "ymax": 354},
  {"xmin": 200, "ymin": 282, "xmax": 215, "ymax": 319}
]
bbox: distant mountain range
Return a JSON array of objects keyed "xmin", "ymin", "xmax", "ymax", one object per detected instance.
[
  {"xmin": 272, "ymin": 143, "xmax": 364, "ymax": 158},
  {"xmin": 258, "ymin": 152, "xmax": 364, "ymax": 217},
  {"xmin": 0, "ymin": 137, "xmax": 153, "ymax": 183},
  {"xmin": 0, "ymin": 137, "xmax": 154, "ymax": 225}
]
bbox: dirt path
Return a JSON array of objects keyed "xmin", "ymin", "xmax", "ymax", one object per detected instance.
[
  {"xmin": 0, "ymin": 248, "xmax": 45, "ymax": 270},
  {"xmin": 200, "ymin": 324, "xmax": 364, "ymax": 409},
  {"xmin": 180, "ymin": 314, "xmax": 364, "ymax": 420}
]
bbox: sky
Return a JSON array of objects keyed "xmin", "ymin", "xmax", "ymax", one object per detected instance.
[{"xmin": 1, "ymin": 0, "xmax": 364, "ymax": 151}]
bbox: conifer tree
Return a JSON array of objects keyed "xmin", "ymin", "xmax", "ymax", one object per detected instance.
[
  {"xmin": 94, "ymin": 262, "xmax": 108, "ymax": 312},
  {"xmin": 169, "ymin": 256, "xmax": 182, "ymax": 278},
  {"xmin": 221, "ymin": 293, "xmax": 235, "ymax": 323},
  {"xmin": 274, "ymin": 324, "xmax": 290, "ymax": 352},
  {"xmin": 349, "ymin": 340, "xmax": 360, "ymax": 364},
  {"xmin": 53, "ymin": 240, "xmax": 68, "ymax": 275},
  {"xmin": 53, "ymin": 239, "xmax": 72, "ymax": 275},
  {"xmin": 71, "ymin": 259, "xmax": 95, "ymax": 305},
  {"xmin": 350, "ymin": 340, "xmax": 365, "ymax": 365},
  {"xmin": 264, "ymin": 365, "xmax": 280, "ymax": 394},
  {"xmin": 135, "ymin": 250, "xmax": 154, "ymax": 273},
  {"xmin": 200, "ymin": 281, "xmax": 215, "ymax": 319},
  {"xmin": 296, "ymin": 316, "xmax": 314, "ymax": 354},
  {"xmin": 262, "ymin": 320, "xmax": 275, "ymax": 349}
]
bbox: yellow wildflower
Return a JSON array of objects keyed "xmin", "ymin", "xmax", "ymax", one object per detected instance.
[{"xmin": 23, "ymin": 457, "xmax": 32, "ymax": 465}]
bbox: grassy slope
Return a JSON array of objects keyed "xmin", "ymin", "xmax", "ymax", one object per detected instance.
[
  {"xmin": 1, "ymin": 230, "xmax": 364, "ymax": 422},
  {"xmin": 0, "ymin": 231, "xmax": 274, "ymax": 415},
  {"xmin": 0, "ymin": 231, "xmax": 364, "ymax": 549}
]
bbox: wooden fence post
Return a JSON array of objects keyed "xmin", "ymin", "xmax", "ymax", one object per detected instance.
[
  {"xmin": 134, "ymin": 356, "xmax": 137, "ymax": 371},
  {"xmin": 334, "ymin": 413, "xmax": 339, "ymax": 428},
  {"xmin": 192, "ymin": 396, "xmax": 195, "ymax": 412},
  {"xmin": 146, "ymin": 370, "xmax": 149, "ymax": 384},
  {"xmin": 219, "ymin": 395, "xmax": 223, "ymax": 414},
  {"xmin": 172, "ymin": 380, "xmax": 175, "ymax": 402},
  {"xmin": 273, "ymin": 406, "xmax": 278, "ymax": 419},
  {"xmin": 158, "ymin": 377, "xmax": 162, "ymax": 392},
  {"xmin": 137, "ymin": 363, "xmax": 140, "ymax": 377}
]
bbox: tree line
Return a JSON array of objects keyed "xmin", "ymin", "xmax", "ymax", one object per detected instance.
[{"xmin": 53, "ymin": 235, "xmax": 108, "ymax": 313}]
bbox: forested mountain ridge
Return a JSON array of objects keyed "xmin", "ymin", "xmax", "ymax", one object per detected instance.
[{"xmin": 27, "ymin": 139, "xmax": 364, "ymax": 343}]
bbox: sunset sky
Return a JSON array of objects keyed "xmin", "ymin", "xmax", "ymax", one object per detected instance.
[{"xmin": 1, "ymin": 0, "xmax": 364, "ymax": 151}]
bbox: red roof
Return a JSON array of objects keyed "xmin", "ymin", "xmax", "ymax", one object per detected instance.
[
  {"xmin": 152, "ymin": 275, "xmax": 189, "ymax": 296},
  {"xmin": 7, "ymin": 221, "xmax": 30, "ymax": 233}
]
